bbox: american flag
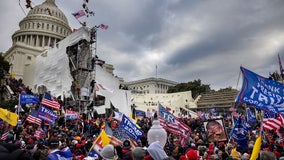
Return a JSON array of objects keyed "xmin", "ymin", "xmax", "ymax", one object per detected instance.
[
  {"xmin": 110, "ymin": 127, "xmax": 136, "ymax": 149},
  {"xmin": 72, "ymin": 10, "xmax": 86, "ymax": 19},
  {"xmin": 1, "ymin": 131, "xmax": 9, "ymax": 141},
  {"xmin": 41, "ymin": 92, "xmax": 60, "ymax": 110},
  {"xmin": 34, "ymin": 130, "xmax": 43, "ymax": 138},
  {"xmin": 27, "ymin": 109, "xmax": 42, "ymax": 126},
  {"xmin": 158, "ymin": 104, "xmax": 190, "ymax": 147},
  {"xmin": 263, "ymin": 111, "xmax": 284, "ymax": 130},
  {"xmin": 99, "ymin": 24, "xmax": 109, "ymax": 30}
]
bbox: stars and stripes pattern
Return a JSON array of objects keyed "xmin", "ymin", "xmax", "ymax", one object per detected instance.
[
  {"xmin": 1, "ymin": 131, "xmax": 9, "ymax": 140},
  {"xmin": 110, "ymin": 127, "xmax": 136, "ymax": 149},
  {"xmin": 99, "ymin": 24, "xmax": 109, "ymax": 30},
  {"xmin": 108, "ymin": 135, "xmax": 122, "ymax": 147},
  {"xmin": 112, "ymin": 126, "xmax": 131, "ymax": 142},
  {"xmin": 263, "ymin": 111, "xmax": 284, "ymax": 130},
  {"xmin": 108, "ymin": 135, "xmax": 136, "ymax": 150},
  {"xmin": 27, "ymin": 109, "xmax": 42, "ymax": 126},
  {"xmin": 158, "ymin": 104, "xmax": 190, "ymax": 147},
  {"xmin": 72, "ymin": 10, "xmax": 86, "ymax": 19},
  {"xmin": 41, "ymin": 92, "xmax": 60, "ymax": 110},
  {"xmin": 34, "ymin": 130, "xmax": 44, "ymax": 138},
  {"xmin": 159, "ymin": 116, "xmax": 190, "ymax": 147}
]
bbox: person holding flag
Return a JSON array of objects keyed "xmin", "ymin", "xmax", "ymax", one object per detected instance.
[
  {"xmin": 44, "ymin": 138, "xmax": 72, "ymax": 160},
  {"xmin": 85, "ymin": 130, "xmax": 111, "ymax": 159}
]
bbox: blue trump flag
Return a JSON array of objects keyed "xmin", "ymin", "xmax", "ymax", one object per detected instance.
[
  {"xmin": 230, "ymin": 117, "xmax": 248, "ymax": 149},
  {"xmin": 247, "ymin": 108, "xmax": 257, "ymax": 124},
  {"xmin": 47, "ymin": 147, "xmax": 72, "ymax": 160},
  {"xmin": 38, "ymin": 105, "xmax": 58, "ymax": 124},
  {"xmin": 135, "ymin": 109, "xmax": 146, "ymax": 117},
  {"xmin": 120, "ymin": 114, "xmax": 143, "ymax": 141},
  {"xmin": 236, "ymin": 66, "xmax": 284, "ymax": 116},
  {"xmin": 87, "ymin": 149, "xmax": 101, "ymax": 160},
  {"xmin": 20, "ymin": 94, "xmax": 39, "ymax": 105}
]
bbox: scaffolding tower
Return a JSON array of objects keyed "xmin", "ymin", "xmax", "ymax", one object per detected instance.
[{"xmin": 66, "ymin": 27, "xmax": 97, "ymax": 114}]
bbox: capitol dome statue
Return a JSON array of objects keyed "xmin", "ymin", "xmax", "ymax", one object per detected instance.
[{"xmin": 4, "ymin": 0, "xmax": 72, "ymax": 89}]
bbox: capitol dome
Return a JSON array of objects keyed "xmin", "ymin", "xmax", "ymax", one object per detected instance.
[{"xmin": 12, "ymin": 0, "xmax": 72, "ymax": 48}]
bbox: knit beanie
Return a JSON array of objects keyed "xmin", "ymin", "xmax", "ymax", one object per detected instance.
[
  {"xmin": 259, "ymin": 151, "xmax": 277, "ymax": 160},
  {"xmin": 101, "ymin": 144, "xmax": 116, "ymax": 160},
  {"xmin": 132, "ymin": 147, "xmax": 146, "ymax": 160}
]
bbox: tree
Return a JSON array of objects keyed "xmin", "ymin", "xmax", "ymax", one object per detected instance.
[
  {"xmin": 217, "ymin": 86, "xmax": 234, "ymax": 92},
  {"xmin": 167, "ymin": 79, "xmax": 211, "ymax": 98},
  {"xmin": 0, "ymin": 53, "xmax": 10, "ymax": 79},
  {"xmin": 0, "ymin": 53, "xmax": 10, "ymax": 103},
  {"xmin": 0, "ymin": 99, "xmax": 18, "ymax": 111}
]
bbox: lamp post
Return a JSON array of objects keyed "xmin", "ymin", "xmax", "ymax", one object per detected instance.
[{"xmin": 147, "ymin": 118, "xmax": 167, "ymax": 148}]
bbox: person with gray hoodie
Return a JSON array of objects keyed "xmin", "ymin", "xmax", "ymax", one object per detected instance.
[{"xmin": 147, "ymin": 141, "xmax": 168, "ymax": 160}]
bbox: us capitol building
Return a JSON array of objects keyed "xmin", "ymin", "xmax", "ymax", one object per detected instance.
[{"xmin": 3, "ymin": 0, "xmax": 72, "ymax": 89}]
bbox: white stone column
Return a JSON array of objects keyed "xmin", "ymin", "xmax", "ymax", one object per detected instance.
[
  {"xmin": 36, "ymin": 35, "xmax": 39, "ymax": 46},
  {"xmin": 24, "ymin": 35, "xmax": 27, "ymax": 44},
  {"xmin": 48, "ymin": 36, "xmax": 51, "ymax": 46},
  {"xmin": 42, "ymin": 35, "xmax": 45, "ymax": 47}
]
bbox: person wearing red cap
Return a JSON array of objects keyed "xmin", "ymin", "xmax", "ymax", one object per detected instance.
[{"xmin": 185, "ymin": 149, "xmax": 198, "ymax": 160}]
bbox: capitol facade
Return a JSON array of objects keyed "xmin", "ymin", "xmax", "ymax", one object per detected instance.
[{"xmin": 3, "ymin": 0, "xmax": 72, "ymax": 89}]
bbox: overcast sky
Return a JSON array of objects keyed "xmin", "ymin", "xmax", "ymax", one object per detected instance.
[{"xmin": 1, "ymin": 0, "xmax": 284, "ymax": 90}]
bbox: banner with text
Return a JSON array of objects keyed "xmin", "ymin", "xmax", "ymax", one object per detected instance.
[
  {"xmin": 65, "ymin": 109, "xmax": 80, "ymax": 120},
  {"xmin": 38, "ymin": 105, "xmax": 58, "ymax": 124},
  {"xmin": 20, "ymin": 94, "xmax": 39, "ymax": 105},
  {"xmin": 120, "ymin": 114, "xmax": 143, "ymax": 141},
  {"xmin": 236, "ymin": 66, "xmax": 284, "ymax": 116}
]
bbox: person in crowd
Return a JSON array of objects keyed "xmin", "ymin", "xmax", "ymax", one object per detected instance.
[
  {"xmin": 230, "ymin": 144, "xmax": 241, "ymax": 160},
  {"xmin": 121, "ymin": 139, "xmax": 132, "ymax": 160},
  {"xmin": 171, "ymin": 139, "xmax": 181, "ymax": 159},
  {"xmin": 184, "ymin": 147, "xmax": 198, "ymax": 160},
  {"xmin": 259, "ymin": 150, "xmax": 277, "ymax": 160},
  {"xmin": 115, "ymin": 145, "xmax": 124, "ymax": 160},
  {"xmin": 44, "ymin": 138, "xmax": 61, "ymax": 160},
  {"xmin": 131, "ymin": 147, "xmax": 146, "ymax": 160},
  {"xmin": 240, "ymin": 153, "xmax": 250, "ymax": 160},
  {"xmin": 146, "ymin": 141, "xmax": 168, "ymax": 160},
  {"xmin": 0, "ymin": 142, "xmax": 34, "ymax": 160},
  {"xmin": 100, "ymin": 144, "xmax": 118, "ymax": 160}
]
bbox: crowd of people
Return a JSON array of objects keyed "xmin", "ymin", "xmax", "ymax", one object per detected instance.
[
  {"xmin": 0, "ymin": 78, "xmax": 284, "ymax": 160},
  {"xmin": 1, "ymin": 114, "xmax": 284, "ymax": 160}
]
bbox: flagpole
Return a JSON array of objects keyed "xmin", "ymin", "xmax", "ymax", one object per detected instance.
[
  {"xmin": 17, "ymin": 94, "xmax": 21, "ymax": 128},
  {"xmin": 74, "ymin": 18, "xmax": 86, "ymax": 27},
  {"xmin": 236, "ymin": 65, "xmax": 242, "ymax": 89},
  {"xmin": 259, "ymin": 110, "xmax": 264, "ymax": 136}
]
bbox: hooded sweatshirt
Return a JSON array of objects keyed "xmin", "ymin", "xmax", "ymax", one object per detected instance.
[{"xmin": 147, "ymin": 141, "xmax": 168, "ymax": 160}]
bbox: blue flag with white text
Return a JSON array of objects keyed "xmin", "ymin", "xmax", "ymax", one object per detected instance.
[
  {"xmin": 230, "ymin": 117, "xmax": 248, "ymax": 149},
  {"xmin": 135, "ymin": 109, "xmax": 146, "ymax": 117},
  {"xmin": 47, "ymin": 147, "xmax": 72, "ymax": 160},
  {"xmin": 20, "ymin": 94, "xmax": 39, "ymax": 105},
  {"xmin": 247, "ymin": 108, "xmax": 257, "ymax": 124},
  {"xmin": 120, "ymin": 114, "xmax": 143, "ymax": 141},
  {"xmin": 236, "ymin": 66, "xmax": 284, "ymax": 116},
  {"xmin": 38, "ymin": 105, "xmax": 58, "ymax": 124}
]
